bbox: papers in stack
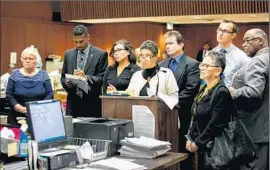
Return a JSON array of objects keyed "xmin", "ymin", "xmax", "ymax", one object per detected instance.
[
  {"xmin": 90, "ymin": 157, "xmax": 146, "ymax": 170},
  {"xmin": 119, "ymin": 136, "xmax": 171, "ymax": 159},
  {"xmin": 4, "ymin": 160, "xmax": 28, "ymax": 170},
  {"xmin": 106, "ymin": 90, "xmax": 131, "ymax": 96}
]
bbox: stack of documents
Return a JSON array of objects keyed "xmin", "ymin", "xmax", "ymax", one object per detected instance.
[
  {"xmin": 118, "ymin": 136, "xmax": 171, "ymax": 159},
  {"xmin": 4, "ymin": 160, "xmax": 28, "ymax": 170},
  {"xmin": 90, "ymin": 157, "xmax": 146, "ymax": 170}
]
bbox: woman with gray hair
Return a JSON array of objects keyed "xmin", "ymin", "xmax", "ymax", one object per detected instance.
[
  {"xmin": 127, "ymin": 40, "xmax": 178, "ymax": 101},
  {"xmin": 6, "ymin": 45, "xmax": 53, "ymax": 127},
  {"xmin": 186, "ymin": 51, "xmax": 237, "ymax": 169}
]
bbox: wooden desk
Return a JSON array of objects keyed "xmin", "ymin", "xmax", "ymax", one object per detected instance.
[
  {"xmin": 100, "ymin": 96, "xmax": 179, "ymax": 152},
  {"xmin": 62, "ymin": 152, "xmax": 188, "ymax": 170},
  {"xmin": 116, "ymin": 152, "xmax": 188, "ymax": 170}
]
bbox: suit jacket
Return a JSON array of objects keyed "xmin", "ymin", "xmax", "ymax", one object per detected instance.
[
  {"xmin": 127, "ymin": 67, "xmax": 179, "ymax": 100},
  {"xmin": 231, "ymin": 47, "xmax": 269, "ymax": 143},
  {"xmin": 159, "ymin": 55, "xmax": 200, "ymax": 110},
  {"xmin": 188, "ymin": 81, "xmax": 234, "ymax": 148},
  {"xmin": 159, "ymin": 55, "xmax": 200, "ymax": 141},
  {"xmin": 196, "ymin": 49, "xmax": 211, "ymax": 62},
  {"xmin": 61, "ymin": 45, "xmax": 108, "ymax": 117}
]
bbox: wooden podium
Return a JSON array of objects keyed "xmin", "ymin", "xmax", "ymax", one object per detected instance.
[{"xmin": 100, "ymin": 96, "xmax": 179, "ymax": 152}]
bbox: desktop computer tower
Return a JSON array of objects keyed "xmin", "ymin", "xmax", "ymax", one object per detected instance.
[{"xmin": 73, "ymin": 118, "xmax": 134, "ymax": 156}]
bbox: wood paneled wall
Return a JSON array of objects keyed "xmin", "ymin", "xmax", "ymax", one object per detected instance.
[
  {"xmin": 1, "ymin": 1, "xmax": 52, "ymax": 21},
  {"xmin": 88, "ymin": 22, "xmax": 166, "ymax": 65},
  {"xmin": 0, "ymin": 1, "xmax": 77, "ymax": 74},
  {"xmin": 60, "ymin": 1, "xmax": 268, "ymax": 20},
  {"xmin": 0, "ymin": 18, "xmax": 76, "ymax": 74},
  {"xmin": 88, "ymin": 22, "xmax": 268, "ymax": 62},
  {"xmin": 175, "ymin": 23, "xmax": 269, "ymax": 58},
  {"xmin": 1, "ymin": 1, "xmax": 268, "ymax": 75}
]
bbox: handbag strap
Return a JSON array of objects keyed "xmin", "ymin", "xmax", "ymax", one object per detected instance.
[{"xmin": 209, "ymin": 83, "xmax": 239, "ymax": 121}]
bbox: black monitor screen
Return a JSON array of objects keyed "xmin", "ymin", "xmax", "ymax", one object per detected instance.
[{"xmin": 26, "ymin": 100, "xmax": 66, "ymax": 143}]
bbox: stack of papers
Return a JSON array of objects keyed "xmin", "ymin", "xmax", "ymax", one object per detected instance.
[
  {"xmin": 118, "ymin": 136, "xmax": 171, "ymax": 159},
  {"xmin": 4, "ymin": 160, "xmax": 28, "ymax": 170},
  {"xmin": 90, "ymin": 157, "xmax": 146, "ymax": 170}
]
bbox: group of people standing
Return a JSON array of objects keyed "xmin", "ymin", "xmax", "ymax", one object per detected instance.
[{"xmin": 4, "ymin": 19, "xmax": 268, "ymax": 170}]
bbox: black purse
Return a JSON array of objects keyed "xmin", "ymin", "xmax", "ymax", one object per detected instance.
[{"xmin": 204, "ymin": 85, "xmax": 256, "ymax": 169}]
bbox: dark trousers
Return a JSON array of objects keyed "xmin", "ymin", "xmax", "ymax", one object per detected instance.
[{"xmin": 179, "ymin": 109, "xmax": 194, "ymax": 170}]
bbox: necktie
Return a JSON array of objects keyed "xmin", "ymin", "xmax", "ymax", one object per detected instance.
[
  {"xmin": 220, "ymin": 49, "xmax": 227, "ymax": 54},
  {"xmin": 77, "ymin": 51, "xmax": 86, "ymax": 70},
  {"xmin": 219, "ymin": 49, "xmax": 226, "ymax": 80},
  {"xmin": 169, "ymin": 59, "xmax": 176, "ymax": 72}
]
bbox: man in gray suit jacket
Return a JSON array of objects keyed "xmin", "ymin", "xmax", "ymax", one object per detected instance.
[
  {"xmin": 61, "ymin": 25, "xmax": 108, "ymax": 118},
  {"xmin": 229, "ymin": 29, "xmax": 269, "ymax": 170}
]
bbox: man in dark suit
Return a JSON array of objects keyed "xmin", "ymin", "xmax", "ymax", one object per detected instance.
[
  {"xmin": 229, "ymin": 28, "xmax": 269, "ymax": 170},
  {"xmin": 196, "ymin": 42, "xmax": 211, "ymax": 62},
  {"xmin": 61, "ymin": 25, "xmax": 108, "ymax": 118},
  {"xmin": 159, "ymin": 30, "xmax": 200, "ymax": 170}
]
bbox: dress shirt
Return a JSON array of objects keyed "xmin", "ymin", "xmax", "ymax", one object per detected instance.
[
  {"xmin": 213, "ymin": 44, "xmax": 250, "ymax": 86},
  {"xmin": 76, "ymin": 45, "xmax": 90, "ymax": 70},
  {"xmin": 169, "ymin": 53, "xmax": 184, "ymax": 72}
]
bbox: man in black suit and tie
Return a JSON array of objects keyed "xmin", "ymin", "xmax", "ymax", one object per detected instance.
[
  {"xmin": 61, "ymin": 25, "xmax": 108, "ymax": 118},
  {"xmin": 159, "ymin": 30, "xmax": 200, "ymax": 170},
  {"xmin": 196, "ymin": 42, "xmax": 211, "ymax": 62}
]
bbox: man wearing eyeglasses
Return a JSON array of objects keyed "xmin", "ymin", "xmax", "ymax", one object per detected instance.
[
  {"xmin": 213, "ymin": 19, "xmax": 250, "ymax": 87},
  {"xmin": 61, "ymin": 25, "xmax": 108, "ymax": 118},
  {"xmin": 229, "ymin": 29, "xmax": 269, "ymax": 170}
]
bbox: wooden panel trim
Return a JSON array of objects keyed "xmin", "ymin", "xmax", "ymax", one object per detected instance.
[{"xmin": 60, "ymin": 1, "xmax": 268, "ymax": 21}]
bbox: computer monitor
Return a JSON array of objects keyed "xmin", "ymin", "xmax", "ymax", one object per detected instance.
[{"xmin": 26, "ymin": 100, "xmax": 67, "ymax": 146}]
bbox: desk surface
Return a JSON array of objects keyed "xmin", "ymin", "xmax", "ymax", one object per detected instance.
[
  {"xmin": 116, "ymin": 152, "xmax": 188, "ymax": 170},
  {"xmin": 62, "ymin": 152, "xmax": 187, "ymax": 170}
]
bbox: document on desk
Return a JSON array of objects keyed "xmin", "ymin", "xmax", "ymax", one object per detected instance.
[
  {"xmin": 90, "ymin": 157, "xmax": 147, "ymax": 170},
  {"xmin": 132, "ymin": 105, "xmax": 155, "ymax": 138}
]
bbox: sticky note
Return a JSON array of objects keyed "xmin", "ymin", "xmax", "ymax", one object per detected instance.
[{"xmin": 8, "ymin": 142, "xmax": 18, "ymax": 157}]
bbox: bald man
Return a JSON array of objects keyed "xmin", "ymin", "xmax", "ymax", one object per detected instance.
[{"xmin": 229, "ymin": 29, "xmax": 269, "ymax": 170}]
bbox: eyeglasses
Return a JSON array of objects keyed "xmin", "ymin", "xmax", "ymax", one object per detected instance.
[
  {"xmin": 113, "ymin": 49, "xmax": 126, "ymax": 54},
  {"xmin": 139, "ymin": 54, "xmax": 154, "ymax": 60},
  {"xmin": 199, "ymin": 63, "xmax": 219, "ymax": 69},
  {"xmin": 243, "ymin": 37, "xmax": 260, "ymax": 44},
  {"xmin": 216, "ymin": 28, "xmax": 234, "ymax": 34}
]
